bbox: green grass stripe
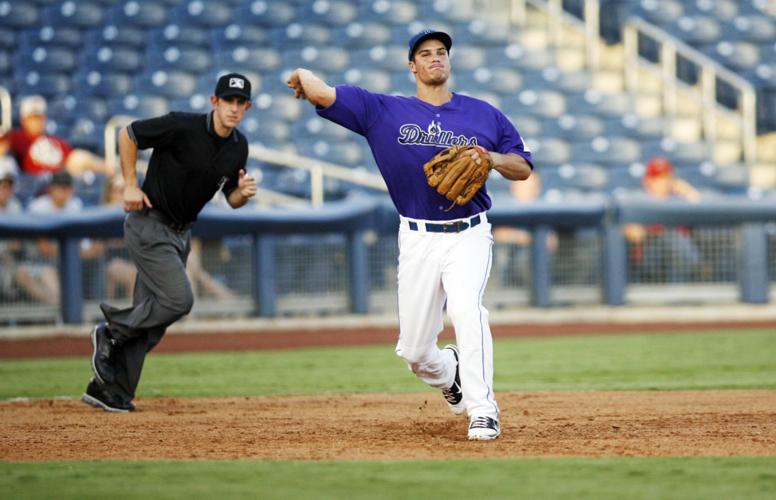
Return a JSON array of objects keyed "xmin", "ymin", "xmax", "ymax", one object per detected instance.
[
  {"xmin": 1, "ymin": 457, "xmax": 775, "ymax": 500},
  {"xmin": 0, "ymin": 329, "xmax": 774, "ymax": 400}
]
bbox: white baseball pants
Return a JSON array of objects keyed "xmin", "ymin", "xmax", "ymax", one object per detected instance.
[{"xmin": 395, "ymin": 212, "xmax": 500, "ymax": 420}]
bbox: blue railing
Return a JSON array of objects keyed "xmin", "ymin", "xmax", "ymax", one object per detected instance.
[{"xmin": 1, "ymin": 192, "xmax": 773, "ymax": 324}]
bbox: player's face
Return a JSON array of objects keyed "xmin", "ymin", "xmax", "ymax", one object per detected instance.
[
  {"xmin": 410, "ymin": 39, "xmax": 450, "ymax": 85},
  {"xmin": 21, "ymin": 114, "xmax": 46, "ymax": 137},
  {"xmin": 211, "ymin": 96, "xmax": 252, "ymax": 131}
]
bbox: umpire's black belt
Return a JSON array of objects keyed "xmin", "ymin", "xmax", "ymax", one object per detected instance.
[
  {"xmin": 146, "ymin": 208, "xmax": 193, "ymax": 233},
  {"xmin": 407, "ymin": 214, "xmax": 483, "ymax": 233}
]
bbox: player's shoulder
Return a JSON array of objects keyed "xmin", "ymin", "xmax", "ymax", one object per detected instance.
[{"xmin": 454, "ymin": 92, "xmax": 500, "ymax": 111}]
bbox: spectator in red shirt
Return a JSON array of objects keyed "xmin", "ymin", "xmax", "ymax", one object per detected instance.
[{"xmin": 1, "ymin": 95, "xmax": 114, "ymax": 177}]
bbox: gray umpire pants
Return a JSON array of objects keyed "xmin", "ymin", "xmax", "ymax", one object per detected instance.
[{"xmin": 99, "ymin": 211, "xmax": 194, "ymax": 401}]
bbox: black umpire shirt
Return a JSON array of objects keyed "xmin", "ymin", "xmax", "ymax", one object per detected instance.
[{"xmin": 127, "ymin": 111, "xmax": 249, "ymax": 226}]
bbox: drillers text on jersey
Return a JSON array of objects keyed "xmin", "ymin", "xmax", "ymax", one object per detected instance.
[{"xmin": 397, "ymin": 122, "xmax": 478, "ymax": 147}]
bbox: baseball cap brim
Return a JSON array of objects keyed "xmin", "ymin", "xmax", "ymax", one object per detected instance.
[{"xmin": 408, "ymin": 30, "xmax": 452, "ymax": 60}]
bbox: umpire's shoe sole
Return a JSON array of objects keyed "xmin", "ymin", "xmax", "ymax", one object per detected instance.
[
  {"xmin": 90, "ymin": 323, "xmax": 115, "ymax": 386},
  {"xmin": 81, "ymin": 393, "xmax": 133, "ymax": 413}
]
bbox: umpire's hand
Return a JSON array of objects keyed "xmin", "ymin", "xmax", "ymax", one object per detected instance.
[{"xmin": 123, "ymin": 184, "xmax": 152, "ymax": 212}]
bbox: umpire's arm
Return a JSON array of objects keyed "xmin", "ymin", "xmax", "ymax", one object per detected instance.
[{"xmin": 287, "ymin": 68, "xmax": 336, "ymax": 108}]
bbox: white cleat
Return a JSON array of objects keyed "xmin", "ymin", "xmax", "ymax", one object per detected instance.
[{"xmin": 468, "ymin": 416, "xmax": 501, "ymax": 440}]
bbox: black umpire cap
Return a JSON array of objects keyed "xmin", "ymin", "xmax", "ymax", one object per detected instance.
[
  {"xmin": 408, "ymin": 29, "xmax": 452, "ymax": 60},
  {"xmin": 214, "ymin": 73, "xmax": 252, "ymax": 100}
]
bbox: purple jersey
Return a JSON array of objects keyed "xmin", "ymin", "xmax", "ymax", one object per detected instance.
[{"xmin": 317, "ymin": 85, "xmax": 533, "ymax": 220}]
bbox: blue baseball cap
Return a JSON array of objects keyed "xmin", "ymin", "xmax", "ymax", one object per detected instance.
[{"xmin": 408, "ymin": 29, "xmax": 452, "ymax": 60}]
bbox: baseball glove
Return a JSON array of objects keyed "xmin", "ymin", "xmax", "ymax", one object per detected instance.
[{"xmin": 423, "ymin": 145, "xmax": 493, "ymax": 205}]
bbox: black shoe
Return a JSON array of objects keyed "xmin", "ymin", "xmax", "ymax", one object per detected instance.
[
  {"xmin": 82, "ymin": 379, "xmax": 135, "ymax": 413},
  {"xmin": 441, "ymin": 344, "xmax": 465, "ymax": 415},
  {"xmin": 90, "ymin": 322, "xmax": 116, "ymax": 385}
]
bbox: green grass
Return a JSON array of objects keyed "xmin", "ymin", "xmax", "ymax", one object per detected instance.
[
  {"xmin": 1, "ymin": 457, "xmax": 775, "ymax": 500},
  {"xmin": 0, "ymin": 329, "xmax": 774, "ymax": 400}
]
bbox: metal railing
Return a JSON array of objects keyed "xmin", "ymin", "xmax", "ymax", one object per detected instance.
[
  {"xmin": 0, "ymin": 85, "xmax": 11, "ymax": 133},
  {"xmin": 623, "ymin": 17, "xmax": 758, "ymax": 165},
  {"xmin": 103, "ymin": 116, "xmax": 387, "ymax": 208}
]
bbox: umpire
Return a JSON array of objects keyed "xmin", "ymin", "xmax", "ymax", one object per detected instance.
[{"xmin": 82, "ymin": 73, "xmax": 258, "ymax": 412}]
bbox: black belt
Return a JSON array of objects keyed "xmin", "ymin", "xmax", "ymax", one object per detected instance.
[
  {"xmin": 409, "ymin": 214, "xmax": 481, "ymax": 233},
  {"xmin": 145, "ymin": 209, "xmax": 193, "ymax": 233}
]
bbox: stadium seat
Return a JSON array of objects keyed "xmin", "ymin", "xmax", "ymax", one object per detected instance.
[
  {"xmin": 686, "ymin": 0, "xmax": 738, "ymax": 20},
  {"xmin": 388, "ymin": 71, "xmax": 416, "ymax": 95},
  {"xmin": 79, "ymin": 45, "xmax": 143, "ymax": 73},
  {"xmin": 213, "ymin": 47, "xmax": 281, "ymax": 73},
  {"xmin": 449, "ymin": 46, "xmax": 486, "ymax": 72},
  {"xmin": 145, "ymin": 46, "xmax": 212, "ymax": 74},
  {"xmin": 453, "ymin": 67, "xmax": 522, "ymax": 96},
  {"xmin": 82, "ymin": 25, "xmax": 145, "ymax": 49},
  {"xmin": 565, "ymin": 90, "xmax": 632, "ymax": 118},
  {"xmin": 360, "ymin": 0, "xmax": 417, "ymax": 25},
  {"xmin": 251, "ymin": 92, "xmax": 303, "ymax": 122},
  {"xmin": 0, "ymin": 27, "xmax": 15, "ymax": 49},
  {"xmin": 134, "ymin": 70, "xmax": 197, "ymax": 99},
  {"xmin": 271, "ymin": 23, "xmax": 331, "ymax": 49},
  {"xmin": 340, "ymin": 68, "xmax": 392, "ymax": 93},
  {"xmin": 331, "ymin": 22, "xmax": 392, "ymax": 48},
  {"xmin": 106, "ymin": 1, "xmax": 168, "ymax": 28},
  {"xmin": 0, "ymin": 49, "xmax": 9, "ymax": 75},
  {"xmin": 291, "ymin": 115, "xmax": 351, "ymax": 141},
  {"xmin": 234, "ymin": 1, "xmax": 297, "ymax": 28},
  {"xmin": 281, "ymin": 46, "xmax": 350, "ymax": 73},
  {"xmin": 544, "ymin": 114, "xmax": 606, "ymax": 141},
  {"xmin": 13, "ymin": 46, "xmax": 77, "ymax": 74},
  {"xmin": 13, "ymin": 71, "xmax": 70, "ymax": 97},
  {"xmin": 302, "ymin": 0, "xmax": 357, "ymax": 26},
  {"xmin": 429, "ymin": 0, "xmax": 478, "ymax": 24},
  {"xmin": 169, "ymin": 0, "xmax": 233, "ymax": 28},
  {"xmin": 506, "ymin": 89, "xmax": 566, "ymax": 118},
  {"xmin": 453, "ymin": 20, "xmax": 512, "ymax": 47},
  {"xmin": 529, "ymin": 137, "xmax": 572, "ymax": 166},
  {"xmin": 0, "ymin": 2, "xmax": 39, "ymax": 29},
  {"xmin": 240, "ymin": 114, "xmax": 291, "ymax": 143},
  {"xmin": 642, "ymin": 138, "xmax": 712, "ymax": 164},
  {"xmin": 210, "ymin": 24, "xmax": 268, "ymax": 50},
  {"xmin": 484, "ymin": 44, "xmax": 555, "ymax": 71},
  {"xmin": 67, "ymin": 116, "xmax": 104, "ymax": 153},
  {"xmin": 147, "ymin": 24, "xmax": 210, "ymax": 48},
  {"xmin": 169, "ymin": 93, "xmax": 210, "ymax": 114},
  {"xmin": 705, "ymin": 40, "xmax": 760, "ymax": 72},
  {"xmin": 571, "ymin": 136, "xmax": 642, "ymax": 166},
  {"xmin": 296, "ymin": 137, "xmax": 363, "ymax": 167},
  {"xmin": 18, "ymin": 26, "xmax": 81, "ymax": 49},
  {"xmin": 633, "ymin": 0, "xmax": 684, "ymax": 26},
  {"xmin": 107, "ymin": 93, "xmax": 170, "ymax": 119},
  {"xmin": 666, "ymin": 15, "xmax": 721, "ymax": 47},
  {"xmin": 74, "ymin": 70, "xmax": 133, "ymax": 98},
  {"xmin": 41, "ymin": 1, "xmax": 104, "ymax": 29},
  {"xmin": 729, "ymin": 15, "xmax": 776, "ymax": 44},
  {"xmin": 48, "ymin": 94, "xmax": 108, "ymax": 122},
  {"xmin": 351, "ymin": 45, "xmax": 408, "ymax": 72}
]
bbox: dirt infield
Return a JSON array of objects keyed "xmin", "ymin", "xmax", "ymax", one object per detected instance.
[{"xmin": 2, "ymin": 390, "xmax": 775, "ymax": 460}]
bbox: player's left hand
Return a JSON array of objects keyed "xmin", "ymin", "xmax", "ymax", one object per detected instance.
[{"xmin": 237, "ymin": 169, "xmax": 258, "ymax": 199}]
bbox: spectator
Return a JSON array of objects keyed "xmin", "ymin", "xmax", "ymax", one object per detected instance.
[
  {"xmin": 16, "ymin": 171, "xmax": 105, "ymax": 305},
  {"xmin": 0, "ymin": 160, "xmax": 24, "ymax": 301},
  {"xmin": 624, "ymin": 157, "xmax": 702, "ymax": 282},
  {"xmin": 493, "ymin": 172, "xmax": 557, "ymax": 286},
  {"xmin": 2, "ymin": 95, "xmax": 114, "ymax": 178}
]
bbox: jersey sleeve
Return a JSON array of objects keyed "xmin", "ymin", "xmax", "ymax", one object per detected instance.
[
  {"xmin": 495, "ymin": 110, "xmax": 533, "ymax": 169},
  {"xmin": 127, "ymin": 113, "xmax": 181, "ymax": 150},
  {"xmin": 316, "ymin": 85, "xmax": 379, "ymax": 136}
]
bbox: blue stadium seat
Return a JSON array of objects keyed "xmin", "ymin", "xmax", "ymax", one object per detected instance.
[
  {"xmin": 74, "ymin": 70, "xmax": 133, "ymax": 98},
  {"xmin": 296, "ymin": 137, "xmax": 363, "ymax": 167},
  {"xmin": 67, "ymin": 116, "xmax": 104, "ymax": 153},
  {"xmin": 728, "ymin": 15, "xmax": 776, "ymax": 44},
  {"xmin": 270, "ymin": 23, "xmax": 331, "ymax": 49},
  {"xmin": 484, "ymin": 44, "xmax": 554, "ymax": 71},
  {"xmin": 665, "ymin": 15, "xmax": 721, "ymax": 47},
  {"xmin": 281, "ymin": 46, "xmax": 350, "ymax": 73},
  {"xmin": 360, "ymin": 0, "xmax": 417, "ymax": 25},
  {"xmin": 571, "ymin": 136, "xmax": 641, "ymax": 166},
  {"xmin": 428, "ymin": 0, "xmax": 480, "ymax": 24},
  {"xmin": 18, "ymin": 26, "xmax": 81, "ymax": 50},
  {"xmin": 240, "ymin": 114, "xmax": 291, "ymax": 144},
  {"xmin": 351, "ymin": 45, "xmax": 408, "ymax": 72},
  {"xmin": 169, "ymin": 0, "xmax": 233, "ymax": 28},
  {"xmin": 528, "ymin": 137, "xmax": 572, "ymax": 166},
  {"xmin": 453, "ymin": 20, "xmax": 512, "ymax": 46},
  {"xmin": 146, "ymin": 24, "xmax": 209, "ymax": 49},
  {"xmin": 507, "ymin": 114, "xmax": 542, "ymax": 140},
  {"xmin": 685, "ymin": 0, "xmax": 738, "ymax": 21},
  {"xmin": 49, "ymin": 94, "xmax": 108, "ymax": 122},
  {"xmin": 106, "ymin": 1, "xmax": 168, "ymax": 28},
  {"xmin": 13, "ymin": 71, "xmax": 70, "ymax": 97},
  {"xmin": 543, "ymin": 114, "xmax": 606, "ymax": 141},
  {"xmin": 505, "ymin": 89, "xmax": 566, "ymax": 118},
  {"xmin": 453, "ymin": 67, "xmax": 522, "ymax": 96},
  {"xmin": 704, "ymin": 40, "xmax": 760, "ymax": 72},
  {"xmin": 633, "ymin": 0, "xmax": 684, "ymax": 25},
  {"xmin": 213, "ymin": 47, "xmax": 281, "ymax": 73},
  {"xmin": 145, "ymin": 46, "xmax": 212, "ymax": 74},
  {"xmin": 0, "ymin": 2, "xmax": 39, "ymax": 29},
  {"xmin": 565, "ymin": 90, "xmax": 632, "ymax": 117},
  {"xmin": 0, "ymin": 27, "xmax": 15, "ymax": 49},
  {"xmin": 169, "ymin": 93, "xmax": 211, "ymax": 114},
  {"xmin": 291, "ymin": 115, "xmax": 351, "ymax": 142},
  {"xmin": 448, "ymin": 46, "xmax": 486, "ymax": 72},
  {"xmin": 41, "ymin": 1, "xmax": 104, "ymax": 29},
  {"xmin": 251, "ymin": 92, "xmax": 303, "ymax": 122},
  {"xmin": 302, "ymin": 0, "xmax": 357, "ymax": 26},
  {"xmin": 642, "ymin": 138, "xmax": 712, "ymax": 165},
  {"xmin": 0, "ymin": 49, "xmax": 9, "ymax": 75},
  {"xmin": 605, "ymin": 114, "xmax": 665, "ymax": 140},
  {"xmin": 82, "ymin": 25, "xmax": 145, "ymax": 49},
  {"xmin": 134, "ymin": 70, "xmax": 197, "ymax": 99},
  {"xmin": 79, "ymin": 45, "xmax": 143, "ymax": 73},
  {"xmin": 388, "ymin": 71, "xmax": 416, "ymax": 95},
  {"xmin": 339, "ymin": 68, "xmax": 392, "ymax": 93},
  {"xmin": 13, "ymin": 46, "xmax": 77, "ymax": 74},
  {"xmin": 210, "ymin": 24, "xmax": 268, "ymax": 50},
  {"xmin": 234, "ymin": 1, "xmax": 297, "ymax": 28},
  {"xmin": 107, "ymin": 93, "xmax": 170, "ymax": 119},
  {"xmin": 14, "ymin": 173, "xmax": 47, "ymax": 206}
]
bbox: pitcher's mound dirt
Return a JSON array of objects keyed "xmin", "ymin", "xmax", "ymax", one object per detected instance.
[{"xmin": 2, "ymin": 390, "xmax": 775, "ymax": 461}]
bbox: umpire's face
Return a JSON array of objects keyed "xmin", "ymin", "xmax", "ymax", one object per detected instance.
[
  {"xmin": 211, "ymin": 95, "xmax": 252, "ymax": 132},
  {"xmin": 409, "ymin": 39, "xmax": 451, "ymax": 86}
]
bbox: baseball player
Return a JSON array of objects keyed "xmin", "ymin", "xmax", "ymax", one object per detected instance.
[
  {"xmin": 287, "ymin": 30, "xmax": 533, "ymax": 440},
  {"xmin": 83, "ymin": 73, "xmax": 258, "ymax": 412}
]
